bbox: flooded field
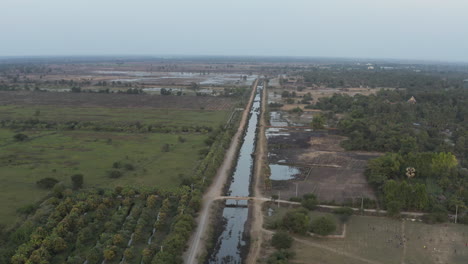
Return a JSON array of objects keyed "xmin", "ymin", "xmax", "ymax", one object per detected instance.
[
  {"xmin": 206, "ymin": 84, "xmax": 263, "ymax": 263},
  {"xmin": 94, "ymin": 71, "xmax": 257, "ymax": 86}
]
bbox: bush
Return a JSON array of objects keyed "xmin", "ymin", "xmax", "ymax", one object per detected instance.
[
  {"xmin": 271, "ymin": 231, "xmax": 293, "ymax": 249},
  {"xmin": 386, "ymin": 201, "xmax": 402, "ymax": 217},
  {"xmin": 36, "ymin": 177, "xmax": 59, "ymax": 189},
  {"xmin": 71, "ymin": 174, "xmax": 84, "ymax": 190},
  {"xmin": 310, "ymin": 216, "xmax": 336, "ymax": 236},
  {"xmin": 422, "ymin": 206, "xmax": 448, "ymax": 224},
  {"xmin": 17, "ymin": 203, "xmax": 39, "ymax": 215},
  {"xmin": 267, "ymin": 249, "xmax": 295, "ymax": 264},
  {"xmin": 301, "ymin": 193, "xmax": 317, "ymax": 210},
  {"xmin": 107, "ymin": 170, "xmax": 122, "ymax": 179},
  {"xmin": 161, "ymin": 144, "xmax": 170, "ymax": 152},
  {"xmin": 282, "ymin": 208, "xmax": 310, "ymax": 234},
  {"xmin": 268, "ymin": 102, "xmax": 284, "ymax": 108},
  {"xmin": 289, "ymin": 197, "xmax": 302, "ymax": 202},
  {"xmin": 301, "ymin": 197, "xmax": 317, "ymax": 210},
  {"xmin": 123, "ymin": 163, "xmax": 135, "ymax": 171},
  {"xmin": 13, "ymin": 133, "xmax": 28, "ymax": 142},
  {"xmin": 333, "ymin": 207, "xmax": 354, "ymax": 222},
  {"xmin": 458, "ymin": 215, "xmax": 468, "ymax": 225},
  {"xmin": 112, "ymin": 161, "xmax": 122, "ymax": 168}
]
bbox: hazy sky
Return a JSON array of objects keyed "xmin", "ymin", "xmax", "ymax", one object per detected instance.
[{"xmin": 2, "ymin": 0, "xmax": 468, "ymax": 62}]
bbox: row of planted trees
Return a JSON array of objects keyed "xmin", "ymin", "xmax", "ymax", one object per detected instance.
[{"xmin": 8, "ymin": 185, "xmax": 200, "ymax": 264}]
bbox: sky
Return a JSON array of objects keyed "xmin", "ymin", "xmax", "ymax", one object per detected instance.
[{"xmin": 1, "ymin": 0, "xmax": 468, "ymax": 62}]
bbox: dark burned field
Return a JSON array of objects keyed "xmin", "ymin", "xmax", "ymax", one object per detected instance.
[
  {"xmin": 0, "ymin": 91, "xmax": 236, "ymax": 110},
  {"xmin": 267, "ymin": 129, "xmax": 378, "ymax": 204}
]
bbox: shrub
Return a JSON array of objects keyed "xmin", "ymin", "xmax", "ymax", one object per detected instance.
[
  {"xmin": 71, "ymin": 174, "xmax": 84, "ymax": 190},
  {"xmin": 282, "ymin": 208, "xmax": 310, "ymax": 234},
  {"xmin": 112, "ymin": 161, "xmax": 122, "ymax": 168},
  {"xmin": 161, "ymin": 144, "xmax": 170, "ymax": 152},
  {"xmin": 333, "ymin": 207, "xmax": 354, "ymax": 222},
  {"xmin": 107, "ymin": 170, "xmax": 122, "ymax": 179},
  {"xmin": 123, "ymin": 163, "xmax": 135, "ymax": 171},
  {"xmin": 301, "ymin": 197, "xmax": 317, "ymax": 210},
  {"xmin": 301, "ymin": 193, "xmax": 317, "ymax": 210},
  {"xmin": 422, "ymin": 206, "xmax": 448, "ymax": 224},
  {"xmin": 267, "ymin": 249, "xmax": 295, "ymax": 264},
  {"xmin": 17, "ymin": 203, "xmax": 39, "ymax": 215},
  {"xmin": 386, "ymin": 201, "xmax": 402, "ymax": 217},
  {"xmin": 268, "ymin": 102, "xmax": 284, "ymax": 108},
  {"xmin": 271, "ymin": 231, "xmax": 293, "ymax": 249},
  {"xmin": 289, "ymin": 197, "xmax": 302, "ymax": 202},
  {"xmin": 310, "ymin": 216, "xmax": 336, "ymax": 236},
  {"xmin": 13, "ymin": 133, "xmax": 28, "ymax": 142},
  {"xmin": 36, "ymin": 177, "xmax": 59, "ymax": 189}
]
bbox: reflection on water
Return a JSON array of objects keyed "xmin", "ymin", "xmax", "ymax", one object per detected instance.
[
  {"xmin": 207, "ymin": 207, "xmax": 248, "ymax": 264},
  {"xmin": 269, "ymin": 164, "xmax": 301, "ymax": 180},
  {"xmin": 207, "ymin": 84, "xmax": 262, "ymax": 263}
]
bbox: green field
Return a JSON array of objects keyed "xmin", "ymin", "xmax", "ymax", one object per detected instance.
[
  {"xmin": 0, "ymin": 105, "xmax": 229, "ymax": 128},
  {"xmin": 264, "ymin": 206, "xmax": 468, "ymax": 264},
  {"xmin": 0, "ymin": 103, "xmax": 233, "ymax": 227},
  {"xmin": 0, "ymin": 128, "xmax": 209, "ymax": 226}
]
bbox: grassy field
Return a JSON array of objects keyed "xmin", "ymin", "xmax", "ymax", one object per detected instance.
[
  {"xmin": 0, "ymin": 105, "xmax": 229, "ymax": 129},
  {"xmin": 264, "ymin": 206, "xmax": 468, "ymax": 264},
  {"xmin": 0, "ymin": 128, "xmax": 210, "ymax": 226}
]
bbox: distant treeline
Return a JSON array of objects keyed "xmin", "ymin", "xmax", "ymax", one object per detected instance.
[{"xmin": 299, "ymin": 68, "xmax": 467, "ymax": 89}]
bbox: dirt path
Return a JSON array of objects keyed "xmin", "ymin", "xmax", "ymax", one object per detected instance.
[
  {"xmin": 292, "ymin": 235, "xmax": 384, "ymax": 264},
  {"xmin": 183, "ymin": 80, "xmax": 258, "ymax": 264},
  {"xmin": 265, "ymin": 228, "xmax": 383, "ymax": 264},
  {"xmin": 246, "ymin": 81, "xmax": 268, "ymax": 264}
]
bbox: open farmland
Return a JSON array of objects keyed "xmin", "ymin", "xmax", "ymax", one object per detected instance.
[
  {"xmin": 0, "ymin": 91, "xmax": 236, "ymax": 110},
  {"xmin": 0, "ymin": 91, "xmax": 240, "ymax": 227},
  {"xmin": 264, "ymin": 206, "xmax": 468, "ymax": 264}
]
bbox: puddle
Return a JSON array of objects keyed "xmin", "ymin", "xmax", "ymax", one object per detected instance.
[{"xmin": 269, "ymin": 164, "xmax": 301, "ymax": 180}]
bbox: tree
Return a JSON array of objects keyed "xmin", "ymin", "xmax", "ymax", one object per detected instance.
[
  {"xmin": 267, "ymin": 249, "xmax": 295, "ymax": 264},
  {"xmin": 301, "ymin": 194, "xmax": 317, "ymax": 210},
  {"xmin": 311, "ymin": 114, "xmax": 325, "ymax": 129},
  {"xmin": 147, "ymin": 195, "xmax": 158, "ymax": 209},
  {"xmin": 431, "ymin": 152, "xmax": 458, "ymax": 176},
  {"xmin": 161, "ymin": 144, "xmax": 170, "ymax": 152},
  {"xmin": 36, "ymin": 177, "xmax": 59, "ymax": 189},
  {"xmin": 103, "ymin": 246, "xmax": 117, "ymax": 261},
  {"xmin": 271, "ymin": 231, "xmax": 293, "ymax": 249},
  {"xmin": 107, "ymin": 170, "xmax": 122, "ymax": 178},
  {"xmin": 71, "ymin": 174, "xmax": 84, "ymax": 190},
  {"xmin": 333, "ymin": 207, "xmax": 354, "ymax": 222},
  {"xmin": 112, "ymin": 234, "xmax": 124, "ymax": 247},
  {"xmin": 13, "ymin": 133, "xmax": 28, "ymax": 142},
  {"xmin": 310, "ymin": 216, "xmax": 336, "ymax": 236},
  {"xmin": 281, "ymin": 209, "xmax": 310, "ymax": 234},
  {"xmin": 124, "ymin": 247, "xmax": 134, "ymax": 260}
]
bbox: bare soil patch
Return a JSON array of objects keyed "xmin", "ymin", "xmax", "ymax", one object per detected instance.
[{"xmin": 267, "ymin": 129, "xmax": 378, "ymax": 203}]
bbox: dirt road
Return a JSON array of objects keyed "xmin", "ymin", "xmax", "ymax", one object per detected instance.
[{"xmin": 183, "ymin": 80, "xmax": 258, "ymax": 264}]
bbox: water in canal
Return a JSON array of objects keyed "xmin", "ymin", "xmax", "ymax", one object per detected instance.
[{"xmin": 207, "ymin": 84, "xmax": 263, "ymax": 264}]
